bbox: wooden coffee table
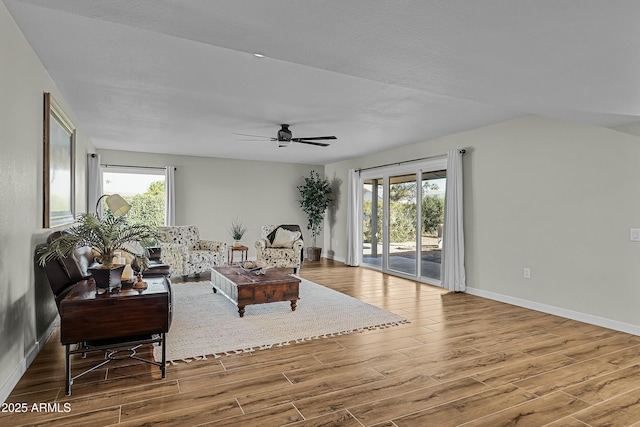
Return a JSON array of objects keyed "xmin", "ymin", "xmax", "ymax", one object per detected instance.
[{"xmin": 211, "ymin": 266, "xmax": 300, "ymax": 317}]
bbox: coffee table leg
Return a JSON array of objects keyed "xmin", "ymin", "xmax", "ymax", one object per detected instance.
[
  {"xmin": 238, "ymin": 305, "xmax": 245, "ymax": 318},
  {"xmin": 290, "ymin": 299, "xmax": 297, "ymax": 312}
]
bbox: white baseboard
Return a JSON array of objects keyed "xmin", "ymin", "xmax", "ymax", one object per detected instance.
[
  {"xmin": 1, "ymin": 318, "xmax": 58, "ymax": 404},
  {"xmin": 324, "ymin": 253, "xmax": 346, "ymax": 264},
  {"xmin": 300, "ymin": 258, "xmax": 637, "ymax": 334},
  {"xmin": 466, "ymin": 287, "xmax": 640, "ymax": 336}
]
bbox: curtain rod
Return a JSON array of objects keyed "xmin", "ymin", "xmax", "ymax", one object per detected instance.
[
  {"xmin": 100, "ymin": 163, "xmax": 176, "ymax": 171},
  {"xmin": 91, "ymin": 153, "xmax": 176, "ymax": 171},
  {"xmin": 355, "ymin": 149, "xmax": 465, "ymax": 173}
]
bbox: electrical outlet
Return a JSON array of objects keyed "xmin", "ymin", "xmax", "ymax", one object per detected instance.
[
  {"xmin": 631, "ymin": 229, "xmax": 640, "ymax": 242},
  {"xmin": 524, "ymin": 268, "xmax": 531, "ymax": 279}
]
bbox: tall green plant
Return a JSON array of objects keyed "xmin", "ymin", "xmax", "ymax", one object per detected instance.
[{"xmin": 297, "ymin": 170, "xmax": 332, "ymax": 247}]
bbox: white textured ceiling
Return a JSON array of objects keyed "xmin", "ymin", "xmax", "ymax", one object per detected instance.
[{"xmin": 5, "ymin": 0, "xmax": 640, "ymax": 165}]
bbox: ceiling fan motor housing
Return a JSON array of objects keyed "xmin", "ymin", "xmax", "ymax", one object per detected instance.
[{"xmin": 277, "ymin": 124, "xmax": 292, "ymax": 141}]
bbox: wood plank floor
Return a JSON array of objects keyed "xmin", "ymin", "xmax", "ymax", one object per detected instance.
[{"xmin": 4, "ymin": 259, "xmax": 640, "ymax": 426}]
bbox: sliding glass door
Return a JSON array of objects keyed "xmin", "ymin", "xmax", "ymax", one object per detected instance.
[
  {"xmin": 361, "ymin": 158, "xmax": 447, "ymax": 285},
  {"xmin": 362, "ymin": 177, "xmax": 384, "ymax": 268},
  {"xmin": 388, "ymin": 173, "xmax": 418, "ymax": 276},
  {"xmin": 420, "ymin": 169, "xmax": 446, "ymax": 282}
]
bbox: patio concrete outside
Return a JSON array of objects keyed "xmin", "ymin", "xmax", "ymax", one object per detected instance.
[{"xmin": 362, "ymin": 235, "xmax": 441, "ymax": 281}]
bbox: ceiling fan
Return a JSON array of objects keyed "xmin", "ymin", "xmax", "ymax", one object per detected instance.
[{"xmin": 234, "ymin": 124, "xmax": 336, "ymax": 148}]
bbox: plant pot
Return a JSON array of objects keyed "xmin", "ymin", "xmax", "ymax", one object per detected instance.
[
  {"xmin": 89, "ymin": 265, "xmax": 126, "ymax": 290},
  {"xmin": 233, "ymin": 240, "xmax": 242, "ymax": 248},
  {"xmin": 306, "ymin": 247, "xmax": 322, "ymax": 262}
]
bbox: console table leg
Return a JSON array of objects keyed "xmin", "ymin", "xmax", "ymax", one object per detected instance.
[
  {"xmin": 161, "ymin": 333, "xmax": 166, "ymax": 379},
  {"xmin": 290, "ymin": 300, "xmax": 297, "ymax": 312},
  {"xmin": 65, "ymin": 344, "xmax": 72, "ymax": 395},
  {"xmin": 238, "ymin": 305, "xmax": 245, "ymax": 318}
]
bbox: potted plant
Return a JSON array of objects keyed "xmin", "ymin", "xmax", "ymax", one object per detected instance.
[
  {"xmin": 297, "ymin": 170, "xmax": 332, "ymax": 261},
  {"xmin": 229, "ymin": 217, "xmax": 247, "ymax": 247},
  {"xmin": 38, "ymin": 213, "xmax": 158, "ymax": 289}
]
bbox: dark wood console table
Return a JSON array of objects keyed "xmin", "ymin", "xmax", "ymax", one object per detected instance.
[{"xmin": 59, "ymin": 276, "xmax": 172, "ymax": 395}]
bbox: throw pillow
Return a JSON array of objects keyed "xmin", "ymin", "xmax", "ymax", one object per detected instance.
[{"xmin": 271, "ymin": 228, "xmax": 301, "ymax": 248}]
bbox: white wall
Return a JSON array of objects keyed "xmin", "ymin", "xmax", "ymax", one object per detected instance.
[
  {"xmin": 326, "ymin": 115, "xmax": 640, "ymax": 331},
  {"xmin": 98, "ymin": 150, "xmax": 321, "ymax": 253},
  {"xmin": 0, "ymin": 2, "xmax": 94, "ymax": 402},
  {"xmin": 612, "ymin": 121, "xmax": 640, "ymax": 138}
]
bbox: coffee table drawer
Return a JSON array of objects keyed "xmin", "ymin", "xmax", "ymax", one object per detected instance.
[{"xmin": 238, "ymin": 283, "xmax": 299, "ymax": 305}]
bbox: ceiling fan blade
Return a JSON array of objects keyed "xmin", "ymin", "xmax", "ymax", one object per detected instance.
[
  {"xmin": 292, "ymin": 136, "xmax": 337, "ymax": 141},
  {"xmin": 232, "ymin": 132, "xmax": 272, "ymax": 139},
  {"xmin": 295, "ymin": 140, "xmax": 331, "ymax": 147}
]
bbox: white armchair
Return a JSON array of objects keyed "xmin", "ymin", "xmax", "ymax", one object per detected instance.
[
  {"xmin": 255, "ymin": 225, "xmax": 304, "ymax": 273},
  {"xmin": 157, "ymin": 225, "xmax": 226, "ymax": 280}
]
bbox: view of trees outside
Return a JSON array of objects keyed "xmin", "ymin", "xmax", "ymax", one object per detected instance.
[
  {"xmin": 124, "ymin": 180, "xmax": 165, "ymax": 227},
  {"xmin": 362, "ymin": 170, "xmax": 445, "ymax": 280},
  {"xmin": 422, "ymin": 190, "xmax": 444, "ymax": 235},
  {"xmin": 362, "ymin": 200, "xmax": 381, "ymax": 246},
  {"xmin": 103, "ymin": 172, "xmax": 166, "ymax": 227},
  {"xmin": 363, "ymin": 179, "xmax": 444, "ymax": 244}
]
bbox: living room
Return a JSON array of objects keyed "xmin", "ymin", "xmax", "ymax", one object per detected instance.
[{"xmin": 3, "ymin": 1, "xmax": 640, "ymax": 424}]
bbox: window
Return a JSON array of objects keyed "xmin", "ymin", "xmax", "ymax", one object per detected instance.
[{"xmin": 101, "ymin": 167, "xmax": 166, "ymax": 226}]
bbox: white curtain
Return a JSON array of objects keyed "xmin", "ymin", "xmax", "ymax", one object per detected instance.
[
  {"xmin": 165, "ymin": 166, "xmax": 176, "ymax": 226},
  {"xmin": 87, "ymin": 153, "xmax": 102, "ymax": 216},
  {"xmin": 441, "ymin": 149, "xmax": 466, "ymax": 292},
  {"xmin": 346, "ymin": 169, "xmax": 362, "ymax": 266}
]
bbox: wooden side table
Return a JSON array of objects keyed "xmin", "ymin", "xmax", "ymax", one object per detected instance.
[
  {"xmin": 58, "ymin": 277, "xmax": 171, "ymax": 394},
  {"xmin": 228, "ymin": 245, "xmax": 248, "ymax": 265}
]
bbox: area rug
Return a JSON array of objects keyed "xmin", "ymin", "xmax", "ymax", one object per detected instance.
[{"xmin": 154, "ymin": 278, "xmax": 408, "ymax": 363}]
